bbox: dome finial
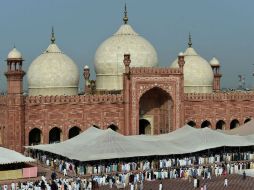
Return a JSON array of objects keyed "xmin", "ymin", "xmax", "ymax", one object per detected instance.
[
  {"xmin": 51, "ymin": 26, "xmax": 56, "ymax": 44},
  {"xmin": 123, "ymin": 3, "xmax": 128, "ymax": 24},
  {"xmin": 188, "ymin": 32, "xmax": 192, "ymax": 47}
]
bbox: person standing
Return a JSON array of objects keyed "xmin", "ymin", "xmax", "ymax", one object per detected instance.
[
  {"xmin": 139, "ymin": 181, "xmax": 144, "ymax": 190},
  {"xmin": 243, "ymin": 171, "xmax": 246, "ymax": 180},
  {"xmin": 224, "ymin": 178, "xmax": 228, "ymax": 187},
  {"xmin": 130, "ymin": 183, "xmax": 134, "ymax": 190},
  {"xmin": 194, "ymin": 178, "xmax": 197, "ymax": 188},
  {"xmin": 159, "ymin": 181, "xmax": 163, "ymax": 190}
]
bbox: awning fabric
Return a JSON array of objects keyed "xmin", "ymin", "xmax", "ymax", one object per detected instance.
[
  {"xmin": 0, "ymin": 147, "xmax": 34, "ymax": 164},
  {"xmin": 27, "ymin": 123, "xmax": 254, "ymax": 162}
]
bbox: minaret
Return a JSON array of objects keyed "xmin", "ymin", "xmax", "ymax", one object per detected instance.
[
  {"xmin": 123, "ymin": 53, "xmax": 131, "ymax": 135},
  {"xmin": 5, "ymin": 47, "xmax": 26, "ymax": 152},
  {"xmin": 83, "ymin": 65, "xmax": 91, "ymax": 94},
  {"xmin": 210, "ymin": 57, "xmax": 222, "ymax": 92},
  {"xmin": 178, "ymin": 52, "xmax": 185, "ymax": 72},
  {"xmin": 5, "ymin": 47, "xmax": 25, "ymax": 94}
]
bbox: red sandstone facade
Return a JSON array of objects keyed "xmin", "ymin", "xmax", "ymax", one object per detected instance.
[{"xmin": 0, "ymin": 54, "xmax": 253, "ymax": 153}]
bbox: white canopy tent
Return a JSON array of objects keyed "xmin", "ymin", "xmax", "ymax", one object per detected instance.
[
  {"xmin": 27, "ymin": 125, "xmax": 254, "ymax": 162},
  {"xmin": 0, "ymin": 147, "xmax": 34, "ymax": 164}
]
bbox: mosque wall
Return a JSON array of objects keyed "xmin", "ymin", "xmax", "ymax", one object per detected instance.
[
  {"xmin": 24, "ymin": 94, "xmax": 124, "ymax": 145},
  {"xmin": 184, "ymin": 92, "xmax": 254, "ymax": 129}
]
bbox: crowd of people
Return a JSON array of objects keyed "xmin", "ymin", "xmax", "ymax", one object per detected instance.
[{"xmin": 1, "ymin": 147, "xmax": 254, "ymax": 189}]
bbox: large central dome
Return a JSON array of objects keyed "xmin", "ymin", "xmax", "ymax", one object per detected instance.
[
  {"xmin": 94, "ymin": 8, "xmax": 158, "ymax": 91},
  {"xmin": 27, "ymin": 30, "xmax": 79, "ymax": 96}
]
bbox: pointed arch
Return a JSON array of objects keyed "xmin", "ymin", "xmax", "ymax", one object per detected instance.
[
  {"xmin": 139, "ymin": 87, "xmax": 173, "ymax": 134},
  {"xmin": 201, "ymin": 120, "xmax": 211, "ymax": 128},
  {"xmin": 107, "ymin": 124, "xmax": 118, "ymax": 132},
  {"xmin": 29, "ymin": 128, "xmax": 42, "ymax": 145},
  {"xmin": 244, "ymin": 118, "xmax": 251, "ymax": 123},
  {"xmin": 49, "ymin": 127, "xmax": 62, "ymax": 144},
  {"xmin": 68, "ymin": 126, "xmax": 81, "ymax": 139},
  {"xmin": 230, "ymin": 119, "xmax": 240, "ymax": 129},
  {"xmin": 216, "ymin": 120, "xmax": 226, "ymax": 130},
  {"xmin": 187, "ymin": 121, "xmax": 196, "ymax": 128}
]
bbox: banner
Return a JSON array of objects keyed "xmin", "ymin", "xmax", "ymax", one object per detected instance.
[{"xmin": 22, "ymin": 166, "xmax": 38, "ymax": 178}]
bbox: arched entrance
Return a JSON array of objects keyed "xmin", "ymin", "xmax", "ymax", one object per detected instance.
[
  {"xmin": 108, "ymin": 124, "xmax": 118, "ymax": 132},
  {"xmin": 29, "ymin": 128, "xmax": 42, "ymax": 145},
  {"xmin": 139, "ymin": 87, "xmax": 173, "ymax": 134},
  {"xmin": 201, "ymin": 120, "xmax": 211, "ymax": 128},
  {"xmin": 244, "ymin": 118, "xmax": 251, "ymax": 123},
  {"xmin": 216, "ymin": 120, "xmax": 226, "ymax": 130},
  {"xmin": 139, "ymin": 119, "xmax": 151, "ymax": 135},
  {"xmin": 49, "ymin": 127, "xmax": 62, "ymax": 144},
  {"xmin": 68, "ymin": 126, "xmax": 81, "ymax": 139},
  {"xmin": 230, "ymin": 119, "xmax": 240, "ymax": 129},
  {"xmin": 187, "ymin": 121, "xmax": 196, "ymax": 128}
]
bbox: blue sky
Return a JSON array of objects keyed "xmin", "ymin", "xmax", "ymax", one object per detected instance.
[{"xmin": 0, "ymin": 0, "xmax": 253, "ymax": 91}]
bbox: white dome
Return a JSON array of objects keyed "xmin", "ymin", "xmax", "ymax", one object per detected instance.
[
  {"xmin": 171, "ymin": 47, "xmax": 214, "ymax": 93},
  {"xmin": 7, "ymin": 48, "xmax": 22, "ymax": 59},
  {"xmin": 27, "ymin": 43, "xmax": 79, "ymax": 96},
  {"xmin": 94, "ymin": 24, "xmax": 158, "ymax": 90},
  {"xmin": 210, "ymin": 57, "xmax": 220, "ymax": 66}
]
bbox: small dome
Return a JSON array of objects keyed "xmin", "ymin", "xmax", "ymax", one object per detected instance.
[
  {"xmin": 94, "ymin": 24, "xmax": 158, "ymax": 91},
  {"xmin": 27, "ymin": 42, "xmax": 79, "ymax": 96},
  {"xmin": 170, "ymin": 47, "xmax": 214, "ymax": 93},
  {"xmin": 7, "ymin": 48, "xmax": 22, "ymax": 59},
  {"xmin": 210, "ymin": 57, "xmax": 220, "ymax": 66},
  {"xmin": 84, "ymin": 65, "xmax": 89, "ymax": 69}
]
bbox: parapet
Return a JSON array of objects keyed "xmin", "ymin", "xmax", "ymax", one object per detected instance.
[
  {"xmin": 184, "ymin": 91, "xmax": 254, "ymax": 101},
  {"xmin": 25, "ymin": 94, "xmax": 124, "ymax": 105},
  {"xmin": 130, "ymin": 67, "xmax": 182, "ymax": 75}
]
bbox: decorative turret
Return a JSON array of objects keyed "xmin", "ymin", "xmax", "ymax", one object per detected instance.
[
  {"xmin": 210, "ymin": 57, "xmax": 222, "ymax": 92},
  {"xmin": 123, "ymin": 53, "xmax": 131, "ymax": 78},
  {"xmin": 83, "ymin": 65, "xmax": 91, "ymax": 94},
  {"xmin": 177, "ymin": 52, "xmax": 185, "ymax": 72},
  {"xmin": 5, "ymin": 47, "xmax": 25, "ymax": 94}
]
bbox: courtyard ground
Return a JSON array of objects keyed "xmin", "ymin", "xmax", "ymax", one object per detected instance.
[{"xmin": 1, "ymin": 163, "xmax": 254, "ymax": 190}]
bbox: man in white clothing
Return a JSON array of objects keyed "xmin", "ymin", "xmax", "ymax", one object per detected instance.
[
  {"xmin": 159, "ymin": 181, "xmax": 163, "ymax": 190},
  {"xmin": 224, "ymin": 178, "xmax": 228, "ymax": 187}
]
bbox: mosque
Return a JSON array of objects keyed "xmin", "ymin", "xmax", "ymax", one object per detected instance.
[{"xmin": 0, "ymin": 6, "xmax": 254, "ymax": 153}]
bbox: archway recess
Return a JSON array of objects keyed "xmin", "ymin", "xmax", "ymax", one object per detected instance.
[
  {"xmin": 108, "ymin": 124, "xmax": 118, "ymax": 132},
  {"xmin": 230, "ymin": 119, "xmax": 240, "ymax": 129},
  {"xmin": 244, "ymin": 118, "xmax": 251, "ymax": 123},
  {"xmin": 29, "ymin": 128, "xmax": 42, "ymax": 145},
  {"xmin": 216, "ymin": 120, "xmax": 226, "ymax": 130},
  {"xmin": 201, "ymin": 120, "xmax": 211, "ymax": 128},
  {"xmin": 68, "ymin": 126, "xmax": 81, "ymax": 139},
  {"xmin": 187, "ymin": 121, "xmax": 196, "ymax": 128},
  {"xmin": 139, "ymin": 87, "xmax": 173, "ymax": 134},
  {"xmin": 49, "ymin": 127, "xmax": 62, "ymax": 144},
  {"xmin": 139, "ymin": 119, "xmax": 151, "ymax": 135}
]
